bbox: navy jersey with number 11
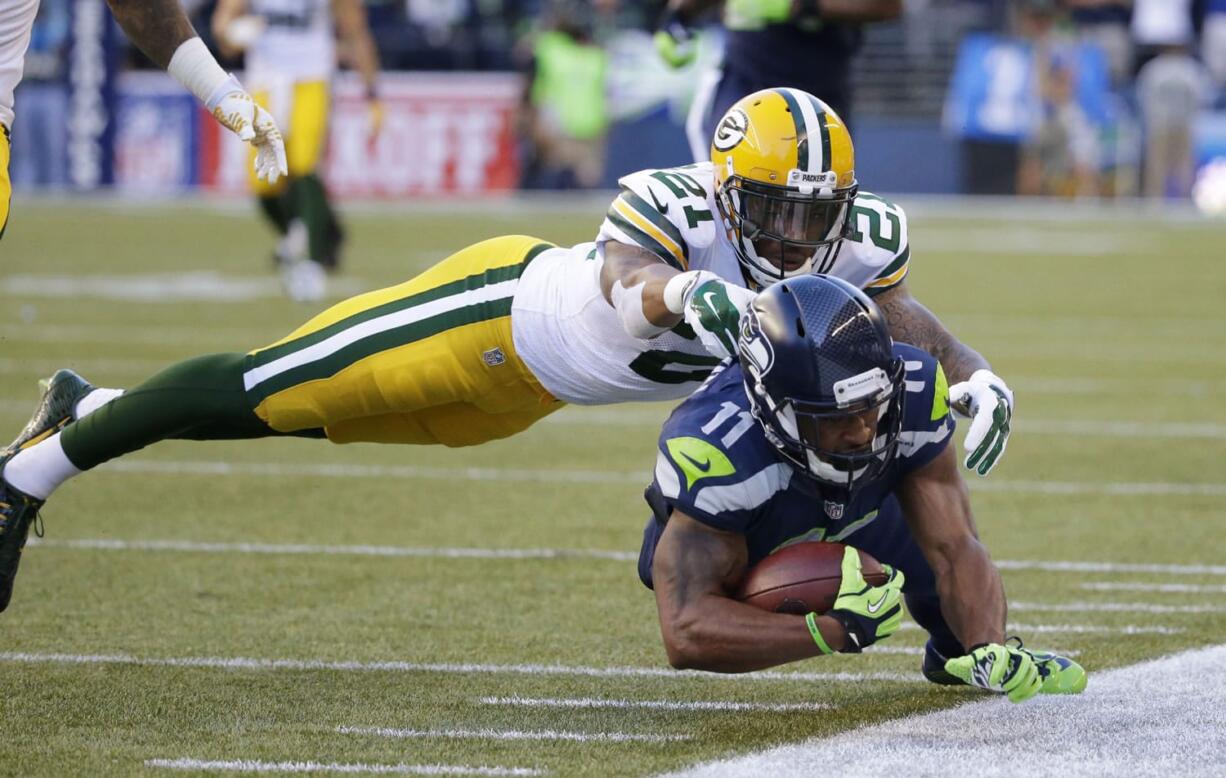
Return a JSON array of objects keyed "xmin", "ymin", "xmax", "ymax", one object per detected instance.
[{"xmin": 637, "ymin": 342, "xmax": 955, "ymax": 588}]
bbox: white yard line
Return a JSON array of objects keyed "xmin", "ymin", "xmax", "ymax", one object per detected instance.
[
  {"xmin": 336, "ymin": 725, "xmax": 689, "ymax": 744},
  {"xmin": 661, "ymin": 644, "xmax": 1226, "ymax": 778},
  {"xmin": 73, "ymin": 458, "xmax": 1226, "ymax": 499},
  {"xmin": 145, "ymin": 759, "xmax": 543, "ymax": 776},
  {"xmin": 897, "ymin": 622, "xmax": 1183, "ymax": 635},
  {"xmin": 0, "ymin": 651, "xmax": 921, "ymax": 683},
  {"xmin": 477, "ymin": 696, "xmax": 829, "ymax": 713},
  {"xmin": 1010, "ymin": 601, "xmax": 1226, "ymax": 614},
  {"xmin": 27, "ymin": 537, "xmax": 1226, "ymax": 581},
  {"xmin": 1081, "ymin": 582, "xmax": 1226, "ymax": 594}
]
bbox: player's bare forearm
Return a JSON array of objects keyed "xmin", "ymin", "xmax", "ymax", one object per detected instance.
[
  {"xmin": 599, "ymin": 241, "xmax": 684, "ymax": 328},
  {"xmin": 333, "ymin": 0, "xmax": 380, "ymax": 92},
  {"xmin": 897, "ymin": 446, "xmax": 1006, "ymax": 649},
  {"xmin": 874, "ymin": 282, "xmax": 990, "ymax": 384},
  {"xmin": 815, "ymin": 0, "xmax": 902, "ymax": 22},
  {"xmin": 652, "ymin": 512, "xmax": 846, "ymax": 671},
  {"xmin": 106, "ymin": 0, "xmax": 198, "ymax": 69}
]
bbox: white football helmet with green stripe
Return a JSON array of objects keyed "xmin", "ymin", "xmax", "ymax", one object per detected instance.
[{"xmin": 711, "ymin": 88, "xmax": 859, "ymax": 289}]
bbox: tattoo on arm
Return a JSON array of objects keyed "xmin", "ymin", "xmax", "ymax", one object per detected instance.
[
  {"xmin": 107, "ymin": 0, "xmax": 199, "ymax": 69},
  {"xmin": 874, "ymin": 283, "xmax": 989, "ymax": 384}
]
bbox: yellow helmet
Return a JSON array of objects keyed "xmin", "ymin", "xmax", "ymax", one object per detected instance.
[{"xmin": 711, "ymin": 88, "xmax": 858, "ymax": 289}]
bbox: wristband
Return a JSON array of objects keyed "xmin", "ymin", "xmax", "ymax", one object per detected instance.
[
  {"xmin": 662, "ymin": 270, "xmax": 719, "ymax": 315},
  {"xmin": 805, "ymin": 612, "xmax": 835, "ymax": 655},
  {"xmin": 167, "ymin": 37, "xmax": 232, "ymax": 108},
  {"xmin": 611, "ymin": 279, "xmax": 670, "ymax": 339}
]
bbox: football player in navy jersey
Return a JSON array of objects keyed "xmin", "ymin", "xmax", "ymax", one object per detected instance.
[{"xmin": 638, "ymin": 275, "xmax": 1085, "ymax": 702}]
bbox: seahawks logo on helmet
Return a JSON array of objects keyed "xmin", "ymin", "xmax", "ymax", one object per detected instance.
[
  {"xmin": 738, "ymin": 308, "xmax": 775, "ymax": 378},
  {"xmin": 713, "ymin": 108, "xmax": 749, "ymax": 152}
]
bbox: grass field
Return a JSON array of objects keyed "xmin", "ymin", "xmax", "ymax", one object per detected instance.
[{"xmin": 1, "ymin": 196, "xmax": 1225, "ymax": 776}]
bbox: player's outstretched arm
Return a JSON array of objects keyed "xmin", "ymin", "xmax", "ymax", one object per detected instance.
[
  {"xmin": 651, "ymin": 511, "xmax": 850, "ymax": 672},
  {"xmin": 896, "ymin": 441, "xmax": 1007, "ymax": 650},
  {"xmin": 106, "ymin": 0, "xmax": 288, "ymax": 183},
  {"xmin": 600, "ymin": 241, "xmax": 756, "ymax": 357},
  {"xmin": 875, "ymin": 281, "xmax": 1013, "ymax": 475}
]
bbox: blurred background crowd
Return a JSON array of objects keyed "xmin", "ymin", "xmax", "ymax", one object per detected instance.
[{"xmin": 12, "ymin": 0, "xmax": 1226, "ymax": 207}]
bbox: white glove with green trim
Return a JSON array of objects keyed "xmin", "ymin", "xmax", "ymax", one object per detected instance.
[
  {"xmin": 948, "ymin": 369, "xmax": 1013, "ymax": 476},
  {"xmin": 663, "ymin": 271, "xmax": 757, "ymax": 360}
]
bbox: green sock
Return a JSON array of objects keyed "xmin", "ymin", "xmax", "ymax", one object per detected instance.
[
  {"xmin": 290, "ymin": 174, "xmax": 340, "ymax": 264},
  {"xmin": 258, "ymin": 192, "xmax": 293, "ymax": 235},
  {"xmin": 59, "ymin": 353, "xmax": 313, "ymax": 471}
]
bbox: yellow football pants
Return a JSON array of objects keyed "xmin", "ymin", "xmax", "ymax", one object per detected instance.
[
  {"xmin": 1, "ymin": 126, "xmax": 11, "ymax": 240},
  {"xmin": 249, "ymin": 80, "xmax": 330, "ymax": 195},
  {"xmin": 243, "ymin": 235, "xmax": 562, "ymax": 447}
]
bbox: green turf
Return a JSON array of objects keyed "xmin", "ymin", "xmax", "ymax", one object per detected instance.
[{"xmin": 1, "ymin": 199, "xmax": 1225, "ymax": 776}]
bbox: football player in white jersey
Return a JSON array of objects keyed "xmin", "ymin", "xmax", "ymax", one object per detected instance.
[
  {"xmin": 0, "ymin": 0, "xmax": 288, "ymax": 240},
  {"xmin": 0, "ymin": 88, "xmax": 1012, "ymax": 613},
  {"xmin": 212, "ymin": 0, "xmax": 380, "ymax": 301}
]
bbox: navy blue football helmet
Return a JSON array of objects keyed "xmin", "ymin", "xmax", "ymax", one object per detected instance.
[{"xmin": 737, "ymin": 274, "xmax": 906, "ymax": 496}]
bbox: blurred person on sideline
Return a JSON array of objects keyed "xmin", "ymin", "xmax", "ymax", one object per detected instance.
[
  {"xmin": 1135, "ymin": 41, "xmax": 1212, "ymax": 198},
  {"xmin": 1062, "ymin": 0, "xmax": 1133, "ymax": 88},
  {"xmin": 9, "ymin": 0, "xmax": 69, "ymax": 189},
  {"xmin": 516, "ymin": 2, "xmax": 611, "ymax": 190},
  {"xmin": 1018, "ymin": 51, "xmax": 1102, "ymax": 196},
  {"xmin": 213, "ymin": 0, "xmax": 380, "ymax": 301},
  {"xmin": 1129, "ymin": 0, "xmax": 1194, "ymax": 72},
  {"xmin": 0, "ymin": 0, "xmax": 287, "ymax": 241},
  {"xmin": 1203, "ymin": 0, "xmax": 1226, "ymax": 93},
  {"xmin": 651, "ymin": 0, "xmax": 902, "ymax": 161}
]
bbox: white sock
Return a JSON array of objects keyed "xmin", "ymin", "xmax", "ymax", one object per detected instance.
[
  {"xmin": 2, "ymin": 432, "xmax": 82, "ymax": 501},
  {"xmin": 76, "ymin": 387, "xmax": 124, "ymax": 418}
]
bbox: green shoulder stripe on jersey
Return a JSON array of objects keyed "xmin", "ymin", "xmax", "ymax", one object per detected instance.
[
  {"xmin": 666, "ymin": 436, "xmax": 736, "ymax": 490},
  {"xmin": 605, "ymin": 208, "xmax": 685, "ymax": 271},
  {"xmin": 251, "ymin": 243, "xmax": 549, "ymax": 368},
  {"xmin": 875, "ymin": 245, "xmax": 910, "ymax": 282},
  {"xmin": 620, "ymin": 190, "xmax": 689, "ymax": 265},
  {"xmin": 932, "ymin": 363, "xmax": 950, "ymax": 422}
]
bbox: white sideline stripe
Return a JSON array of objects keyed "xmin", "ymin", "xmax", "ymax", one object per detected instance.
[
  {"xmin": 28, "ymin": 538, "xmax": 639, "ymax": 562},
  {"xmin": 93, "ymin": 458, "xmax": 1226, "ymax": 498},
  {"xmin": 0, "ymin": 273, "xmax": 366, "ymax": 303},
  {"xmin": 898, "ymin": 622, "xmax": 1183, "ymax": 636},
  {"xmin": 477, "ymin": 696, "xmax": 829, "ymax": 713},
  {"xmin": 1010, "ymin": 600, "xmax": 1226, "ymax": 615},
  {"xmin": 27, "ymin": 537, "xmax": 1226, "ymax": 581},
  {"xmin": 242, "ymin": 279, "xmax": 518, "ymax": 391},
  {"xmin": 0, "ymin": 652, "xmax": 923, "ymax": 683},
  {"xmin": 145, "ymin": 759, "xmax": 542, "ymax": 776},
  {"xmin": 663, "ymin": 644, "xmax": 1226, "ymax": 778},
  {"xmin": 1081, "ymin": 582, "xmax": 1226, "ymax": 594},
  {"xmin": 336, "ymin": 725, "xmax": 689, "ymax": 744}
]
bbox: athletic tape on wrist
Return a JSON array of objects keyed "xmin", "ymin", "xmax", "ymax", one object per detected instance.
[
  {"xmin": 167, "ymin": 37, "xmax": 233, "ymax": 108},
  {"xmin": 611, "ymin": 280, "xmax": 670, "ymax": 339},
  {"xmin": 662, "ymin": 270, "xmax": 719, "ymax": 315},
  {"xmin": 805, "ymin": 612, "xmax": 835, "ymax": 655}
]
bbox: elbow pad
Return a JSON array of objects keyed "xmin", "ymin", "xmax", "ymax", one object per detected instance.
[{"xmin": 611, "ymin": 279, "xmax": 671, "ymax": 339}]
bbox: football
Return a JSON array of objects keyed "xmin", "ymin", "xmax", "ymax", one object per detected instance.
[{"xmin": 734, "ymin": 542, "xmax": 888, "ymax": 615}]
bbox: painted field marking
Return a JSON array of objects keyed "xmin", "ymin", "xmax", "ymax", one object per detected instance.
[
  {"xmin": 336, "ymin": 725, "xmax": 689, "ymax": 744},
  {"xmin": 0, "ymin": 651, "xmax": 922, "ymax": 684},
  {"xmin": 1081, "ymin": 582, "xmax": 1226, "ymax": 594},
  {"xmin": 0, "ymin": 273, "xmax": 366, "ymax": 303},
  {"xmin": 477, "ymin": 696, "xmax": 829, "ymax": 713},
  {"xmin": 898, "ymin": 622, "xmax": 1183, "ymax": 636},
  {"xmin": 663, "ymin": 643, "xmax": 1226, "ymax": 778},
  {"xmin": 28, "ymin": 536, "xmax": 1226, "ymax": 578},
  {"xmin": 145, "ymin": 758, "xmax": 543, "ymax": 776},
  {"xmin": 1010, "ymin": 600, "xmax": 1226, "ymax": 614},
  {"xmin": 80, "ymin": 458, "xmax": 1226, "ymax": 499}
]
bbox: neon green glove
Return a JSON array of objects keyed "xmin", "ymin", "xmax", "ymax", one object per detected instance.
[
  {"xmin": 826, "ymin": 546, "xmax": 906, "ymax": 653},
  {"xmin": 654, "ymin": 10, "xmax": 698, "ymax": 68},
  {"xmin": 944, "ymin": 641, "xmax": 1042, "ymax": 703},
  {"xmin": 725, "ymin": 0, "xmax": 793, "ymax": 30}
]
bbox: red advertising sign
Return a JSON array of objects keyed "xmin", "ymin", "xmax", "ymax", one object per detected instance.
[{"xmin": 199, "ymin": 72, "xmax": 522, "ymax": 197}]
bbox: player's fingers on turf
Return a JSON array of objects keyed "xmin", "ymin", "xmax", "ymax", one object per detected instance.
[
  {"xmin": 963, "ymin": 410, "xmax": 996, "ymax": 469},
  {"xmin": 977, "ymin": 431, "xmax": 1008, "ymax": 476}
]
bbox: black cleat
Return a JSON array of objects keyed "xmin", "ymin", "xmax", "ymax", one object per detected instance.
[
  {"xmin": 922, "ymin": 640, "xmax": 968, "ymax": 686},
  {"xmin": 5, "ymin": 369, "xmax": 96, "ymax": 454},
  {"xmin": 0, "ymin": 369, "xmax": 95, "ymax": 612}
]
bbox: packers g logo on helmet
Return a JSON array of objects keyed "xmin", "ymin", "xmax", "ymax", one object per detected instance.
[
  {"xmin": 710, "ymin": 88, "xmax": 858, "ymax": 290},
  {"xmin": 713, "ymin": 108, "xmax": 749, "ymax": 152}
]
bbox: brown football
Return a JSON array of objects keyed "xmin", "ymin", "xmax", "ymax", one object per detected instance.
[{"xmin": 734, "ymin": 542, "xmax": 888, "ymax": 615}]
